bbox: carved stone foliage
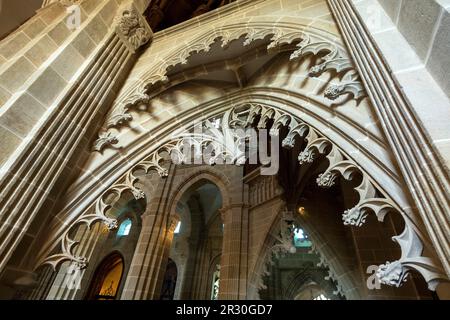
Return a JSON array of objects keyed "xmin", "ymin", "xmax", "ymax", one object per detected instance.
[
  {"xmin": 230, "ymin": 103, "xmax": 447, "ymax": 290},
  {"xmin": 38, "ymin": 203, "xmax": 118, "ymax": 271},
  {"xmin": 311, "ymin": 243, "xmax": 346, "ymax": 297},
  {"xmin": 254, "ymin": 208, "xmax": 296, "ymax": 291},
  {"xmin": 42, "ymin": 103, "xmax": 447, "ymax": 289},
  {"xmin": 115, "ymin": 2, "xmax": 153, "ymax": 53},
  {"xmin": 94, "ymin": 26, "xmax": 365, "ymax": 152},
  {"xmin": 92, "ymin": 132, "xmax": 119, "ymax": 152}
]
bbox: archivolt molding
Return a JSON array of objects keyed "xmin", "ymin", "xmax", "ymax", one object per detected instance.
[
  {"xmin": 39, "ymin": 102, "xmax": 447, "ymax": 289},
  {"xmin": 94, "ymin": 24, "xmax": 365, "ymax": 152}
]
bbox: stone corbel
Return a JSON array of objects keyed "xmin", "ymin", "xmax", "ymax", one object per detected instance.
[{"xmin": 115, "ymin": 2, "xmax": 153, "ymax": 53}]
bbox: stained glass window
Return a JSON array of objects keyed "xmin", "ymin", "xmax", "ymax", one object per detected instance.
[
  {"xmin": 293, "ymin": 227, "xmax": 312, "ymax": 248},
  {"xmin": 117, "ymin": 219, "xmax": 132, "ymax": 237}
]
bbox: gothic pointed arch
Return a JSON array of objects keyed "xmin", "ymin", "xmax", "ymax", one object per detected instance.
[{"xmin": 28, "ymin": 16, "xmax": 448, "ymax": 296}]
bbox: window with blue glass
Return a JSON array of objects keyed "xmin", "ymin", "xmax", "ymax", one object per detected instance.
[
  {"xmin": 117, "ymin": 219, "xmax": 132, "ymax": 237},
  {"xmin": 293, "ymin": 226, "xmax": 312, "ymax": 248}
]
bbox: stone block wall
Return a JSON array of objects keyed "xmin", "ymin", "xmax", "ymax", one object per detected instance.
[{"xmin": 378, "ymin": 0, "xmax": 450, "ymax": 97}]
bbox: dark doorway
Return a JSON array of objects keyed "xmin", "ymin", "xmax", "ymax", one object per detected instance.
[
  {"xmin": 85, "ymin": 252, "xmax": 124, "ymax": 300},
  {"xmin": 160, "ymin": 258, "xmax": 178, "ymax": 300}
]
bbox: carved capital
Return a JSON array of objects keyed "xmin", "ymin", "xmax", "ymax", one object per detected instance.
[{"xmin": 115, "ymin": 2, "xmax": 153, "ymax": 53}]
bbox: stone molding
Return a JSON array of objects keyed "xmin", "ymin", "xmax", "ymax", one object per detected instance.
[{"xmin": 0, "ymin": 1, "xmax": 141, "ymax": 275}]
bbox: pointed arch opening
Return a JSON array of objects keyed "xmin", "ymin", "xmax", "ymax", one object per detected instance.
[{"xmin": 85, "ymin": 252, "xmax": 124, "ymax": 300}]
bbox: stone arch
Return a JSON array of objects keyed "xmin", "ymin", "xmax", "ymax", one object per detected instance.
[
  {"xmin": 84, "ymin": 251, "xmax": 125, "ymax": 300},
  {"xmin": 163, "ymin": 168, "xmax": 231, "ymax": 300},
  {"xmin": 247, "ymin": 201, "xmax": 361, "ymax": 300},
  {"xmin": 37, "ymin": 16, "xmax": 374, "ymax": 255},
  {"xmin": 36, "ymin": 100, "xmax": 448, "ymax": 294},
  {"xmin": 98, "ymin": 20, "xmax": 364, "ymax": 146},
  {"xmin": 30, "ymin": 17, "xmax": 448, "ymax": 295},
  {"xmin": 166, "ymin": 169, "xmax": 233, "ymax": 219}
]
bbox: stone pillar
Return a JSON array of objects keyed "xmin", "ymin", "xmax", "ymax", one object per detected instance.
[
  {"xmin": 218, "ymin": 202, "xmax": 249, "ymax": 300},
  {"xmin": 120, "ymin": 165, "xmax": 179, "ymax": 300},
  {"xmin": 152, "ymin": 214, "xmax": 180, "ymax": 300},
  {"xmin": 179, "ymin": 195, "xmax": 205, "ymax": 299}
]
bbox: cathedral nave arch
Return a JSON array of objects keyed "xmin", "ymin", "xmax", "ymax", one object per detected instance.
[{"xmin": 24, "ymin": 17, "xmax": 448, "ymax": 299}]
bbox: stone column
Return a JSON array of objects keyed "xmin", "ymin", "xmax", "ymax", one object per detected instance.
[
  {"xmin": 178, "ymin": 194, "xmax": 205, "ymax": 299},
  {"xmin": 152, "ymin": 214, "xmax": 180, "ymax": 299},
  {"xmin": 120, "ymin": 165, "xmax": 178, "ymax": 300},
  {"xmin": 218, "ymin": 202, "xmax": 249, "ymax": 300}
]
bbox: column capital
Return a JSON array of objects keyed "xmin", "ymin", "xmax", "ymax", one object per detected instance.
[{"xmin": 115, "ymin": 1, "xmax": 153, "ymax": 53}]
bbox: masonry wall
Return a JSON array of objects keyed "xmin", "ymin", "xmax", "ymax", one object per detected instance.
[{"xmin": 377, "ymin": 0, "xmax": 450, "ymax": 97}]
